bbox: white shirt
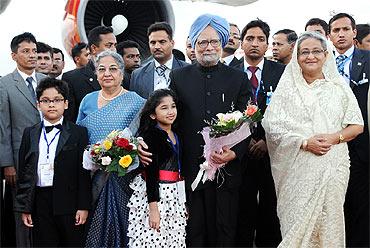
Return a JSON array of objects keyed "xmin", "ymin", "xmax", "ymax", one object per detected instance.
[
  {"xmin": 154, "ymin": 56, "xmax": 173, "ymax": 91},
  {"xmin": 37, "ymin": 117, "xmax": 63, "ymax": 187},
  {"xmin": 17, "ymin": 68, "xmax": 37, "ymax": 92},
  {"xmin": 222, "ymin": 54, "xmax": 235, "ymax": 66},
  {"xmin": 243, "ymin": 58, "xmax": 265, "ymax": 85},
  {"xmin": 334, "ymin": 45, "xmax": 354, "ymax": 85}
]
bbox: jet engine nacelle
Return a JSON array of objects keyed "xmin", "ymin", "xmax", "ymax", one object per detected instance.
[{"xmin": 62, "ymin": 0, "xmax": 175, "ymax": 59}]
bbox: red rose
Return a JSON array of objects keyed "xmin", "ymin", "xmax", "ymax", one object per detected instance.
[
  {"xmin": 116, "ymin": 138, "xmax": 129, "ymax": 148},
  {"xmin": 125, "ymin": 144, "xmax": 133, "ymax": 151}
]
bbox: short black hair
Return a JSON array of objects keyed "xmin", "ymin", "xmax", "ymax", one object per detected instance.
[
  {"xmin": 241, "ymin": 19, "xmax": 270, "ymax": 43},
  {"xmin": 36, "ymin": 77, "xmax": 69, "ymax": 100},
  {"xmin": 356, "ymin": 24, "xmax": 370, "ymax": 44},
  {"xmin": 172, "ymin": 49, "xmax": 185, "ymax": 61},
  {"xmin": 229, "ymin": 23, "xmax": 240, "ymax": 33},
  {"xmin": 147, "ymin": 22, "xmax": 173, "ymax": 40},
  {"xmin": 305, "ymin": 18, "xmax": 329, "ymax": 35},
  {"xmin": 10, "ymin": 32, "xmax": 37, "ymax": 53},
  {"xmin": 329, "ymin": 13, "xmax": 356, "ymax": 33},
  {"xmin": 52, "ymin": 47, "xmax": 64, "ymax": 61},
  {"xmin": 116, "ymin": 40, "xmax": 140, "ymax": 57},
  {"xmin": 36, "ymin": 42, "xmax": 53, "ymax": 56},
  {"xmin": 71, "ymin": 42, "xmax": 88, "ymax": 62},
  {"xmin": 274, "ymin": 29, "xmax": 298, "ymax": 44},
  {"xmin": 87, "ymin": 26, "xmax": 114, "ymax": 49}
]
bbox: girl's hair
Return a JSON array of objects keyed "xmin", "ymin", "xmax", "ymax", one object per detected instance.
[{"xmin": 138, "ymin": 89, "xmax": 178, "ymax": 135}]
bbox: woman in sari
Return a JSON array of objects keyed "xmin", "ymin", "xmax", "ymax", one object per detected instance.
[
  {"xmin": 262, "ymin": 31, "xmax": 363, "ymax": 247},
  {"xmin": 76, "ymin": 50, "xmax": 145, "ymax": 247}
]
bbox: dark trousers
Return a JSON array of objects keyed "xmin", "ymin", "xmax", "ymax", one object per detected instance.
[
  {"xmin": 33, "ymin": 187, "xmax": 85, "ymax": 247},
  {"xmin": 236, "ymin": 155, "xmax": 281, "ymax": 247},
  {"xmin": 186, "ymin": 185, "xmax": 239, "ymax": 247},
  {"xmin": 344, "ymin": 159, "xmax": 369, "ymax": 247}
]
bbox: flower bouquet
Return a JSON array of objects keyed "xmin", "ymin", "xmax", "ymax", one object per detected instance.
[
  {"xmin": 191, "ymin": 103, "xmax": 263, "ymax": 190},
  {"xmin": 83, "ymin": 128, "xmax": 139, "ymax": 177}
]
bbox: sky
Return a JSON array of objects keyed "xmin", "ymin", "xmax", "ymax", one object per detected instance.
[{"xmin": 0, "ymin": 0, "xmax": 369, "ymax": 75}]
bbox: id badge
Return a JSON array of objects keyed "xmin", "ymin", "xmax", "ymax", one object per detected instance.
[
  {"xmin": 266, "ymin": 91, "xmax": 273, "ymax": 106},
  {"xmin": 176, "ymin": 180, "xmax": 186, "ymax": 204},
  {"xmin": 39, "ymin": 163, "xmax": 54, "ymax": 186}
]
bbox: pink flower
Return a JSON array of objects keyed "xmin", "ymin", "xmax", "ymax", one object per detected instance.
[{"xmin": 245, "ymin": 105, "xmax": 258, "ymax": 116}]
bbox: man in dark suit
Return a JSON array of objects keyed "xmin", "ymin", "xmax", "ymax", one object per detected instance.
[
  {"xmin": 169, "ymin": 14, "xmax": 251, "ymax": 246},
  {"xmin": 235, "ymin": 19, "xmax": 285, "ymax": 248},
  {"xmin": 130, "ymin": 22, "xmax": 187, "ymax": 99},
  {"xmin": 0, "ymin": 32, "xmax": 46, "ymax": 247},
  {"xmin": 329, "ymin": 13, "xmax": 369, "ymax": 247},
  {"xmin": 116, "ymin": 40, "xmax": 141, "ymax": 90},
  {"xmin": 62, "ymin": 26, "xmax": 117, "ymax": 122},
  {"xmin": 221, "ymin": 23, "xmax": 242, "ymax": 66}
]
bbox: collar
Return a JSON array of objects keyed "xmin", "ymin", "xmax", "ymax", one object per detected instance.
[
  {"xmin": 334, "ymin": 45, "xmax": 354, "ymax": 59},
  {"xmin": 222, "ymin": 54, "xmax": 235, "ymax": 65},
  {"xmin": 243, "ymin": 58, "xmax": 265, "ymax": 72},
  {"xmin": 43, "ymin": 116, "xmax": 64, "ymax": 127},
  {"xmin": 154, "ymin": 55, "xmax": 174, "ymax": 70},
  {"xmin": 17, "ymin": 68, "xmax": 36, "ymax": 82}
]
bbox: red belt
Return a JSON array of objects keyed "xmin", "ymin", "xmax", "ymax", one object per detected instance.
[{"xmin": 142, "ymin": 170, "xmax": 182, "ymax": 182}]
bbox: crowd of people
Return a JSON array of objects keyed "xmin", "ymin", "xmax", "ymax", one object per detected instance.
[{"xmin": 0, "ymin": 11, "xmax": 369, "ymax": 248}]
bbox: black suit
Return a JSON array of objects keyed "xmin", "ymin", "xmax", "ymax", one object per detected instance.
[
  {"xmin": 228, "ymin": 56, "xmax": 242, "ymax": 67},
  {"xmin": 14, "ymin": 120, "xmax": 92, "ymax": 247},
  {"xmin": 235, "ymin": 59, "xmax": 285, "ymax": 247},
  {"xmin": 344, "ymin": 48, "xmax": 369, "ymax": 247},
  {"xmin": 170, "ymin": 62, "xmax": 251, "ymax": 246},
  {"xmin": 62, "ymin": 61, "xmax": 100, "ymax": 122}
]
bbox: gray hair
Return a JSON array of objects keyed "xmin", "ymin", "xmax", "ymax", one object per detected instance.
[
  {"xmin": 296, "ymin": 31, "xmax": 328, "ymax": 53},
  {"xmin": 95, "ymin": 50, "xmax": 125, "ymax": 74}
]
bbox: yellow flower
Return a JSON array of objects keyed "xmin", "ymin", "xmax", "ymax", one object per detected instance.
[
  {"xmin": 103, "ymin": 140, "xmax": 112, "ymax": 150},
  {"xmin": 119, "ymin": 155, "xmax": 132, "ymax": 168}
]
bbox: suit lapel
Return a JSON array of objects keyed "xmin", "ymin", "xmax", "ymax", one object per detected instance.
[
  {"xmin": 55, "ymin": 121, "xmax": 71, "ymax": 158},
  {"xmin": 82, "ymin": 61, "xmax": 100, "ymax": 90},
  {"xmin": 144, "ymin": 61, "xmax": 155, "ymax": 93},
  {"xmin": 13, "ymin": 70, "xmax": 38, "ymax": 109},
  {"xmin": 350, "ymin": 48, "xmax": 365, "ymax": 86},
  {"xmin": 29, "ymin": 123, "xmax": 42, "ymax": 156}
]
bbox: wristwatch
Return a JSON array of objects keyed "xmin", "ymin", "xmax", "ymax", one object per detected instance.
[{"xmin": 339, "ymin": 133, "xmax": 345, "ymax": 143}]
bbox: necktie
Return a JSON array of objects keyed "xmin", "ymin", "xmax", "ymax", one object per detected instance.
[
  {"xmin": 336, "ymin": 54, "xmax": 347, "ymax": 76},
  {"xmin": 45, "ymin": 124, "xmax": 63, "ymax": 133},
  {"xmin": 248, "ymin": 66, "xmax": 259, "ymax": 89},
  {"xmin": 155, "ymin": 65, "xmax": 168, "ymax": 78},
  {"xmin": 26, "ymin": 77, "xmax": 37, "ymax": 103}
]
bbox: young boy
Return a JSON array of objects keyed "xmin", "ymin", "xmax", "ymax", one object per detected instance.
[{"xmin": 14, "ymin": 77, "xmax": 92, "ymax": 247}]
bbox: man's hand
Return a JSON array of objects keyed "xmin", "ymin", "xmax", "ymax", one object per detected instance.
[
  {"xmin": 137, "ymin": 138, "xmax": 152, "ymax": 166},
  {"xmin": 21, "ymin": 213, "xmax": 33, "ymax": 227},
  {"xmin": 250, "ymin": 140, "xmax": 268, "ymax": 159},
  {"xmin": 4, "ymin": 166, "xmax": 17, "ymax": 187},
  {"xmin": 75, "ymin": 210, "xmax": 88, "ymax": 225},
  {"xmin": 210, "ymin": 146, "xmax": 236, "ymax": 165}
]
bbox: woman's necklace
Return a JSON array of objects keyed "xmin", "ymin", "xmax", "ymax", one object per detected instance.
[{"xmin": 100, "ymin": 86, "xmax": 124, "ymax": 101}]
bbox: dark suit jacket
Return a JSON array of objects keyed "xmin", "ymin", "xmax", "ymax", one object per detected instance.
[
  {"xmin": 130, "ymin": 57, "xmax": 188, "ymax": 99},
  {"xmin": 170, "ymin": 62, "xmax": 252, "ymax": 190},
  {"xmin": 348, "ymin": 48, "xmax": 369, "ymax": 164},
  {"xmin": 62, "ymin": 60, "xmax": 100, "ymax": 122},
  {"xmin": 236, "ymin": 59, "xmax": 286, "ymax": 140},
  {"xmin": 14, "ymin": 120, "xmax": 92, "ymax": 215},
  {"xmin": 228, "ymin": 56, "xmax": 242, "ymax": 67}
]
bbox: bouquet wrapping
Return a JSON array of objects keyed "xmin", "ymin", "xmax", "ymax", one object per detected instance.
[
  {"xmin": 191, "ymin": 104, "xmax": 263, "ymax": 190},
  {"xmin": 83, "ymin": 128, "xmax": 139, "ymax": 176}
]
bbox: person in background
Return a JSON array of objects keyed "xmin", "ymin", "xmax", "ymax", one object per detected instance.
[
  {"xmin": 263, "ymin": 31, "xmax": 363, "ymax": 247},
  {"xmin": 36, "ymin": 42, "xmax": 53, "ymax": 75},
  {"xmin": 272, "ymin": 29, "xmax": 298, "ymax": 65},
  {"xmin": 305, "ymin": 18, "xmax": 329, "ymax": 38},
  {"xmin": 185, "ymin": 36, "xmax": 197, "ymax": 64},
  {"xmin": 49, "ymin": 47, "xmax": 65, "ymax": 79},
  {"xmin": 221, "ymin": 23, "xmax": 242, "ymax": 66},
  {"xmin": 355, "ymin": 24, "xmax": 370, "ymax": 51},
  {"xmin": 116, "ymin": 40, "xmax": 141, "ymax": 90},
  {"xmin": 71, "ymin": 42, "xmax": 90, "ymax": 69}
]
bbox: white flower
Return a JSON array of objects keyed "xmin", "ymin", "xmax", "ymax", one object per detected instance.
[
  {"xmin": 130, "ymin": 143, "xmax": 137, "ymax": 150},
  {"xmin": 118, "ymin": 127, "xmax": 133, "ymax": 139},
  {"xmin": 101, "ymin": 156, "xmax": 112, "ymax": 166}
]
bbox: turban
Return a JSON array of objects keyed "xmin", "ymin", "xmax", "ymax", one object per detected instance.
[{"xmin": 189, "ymin": 14, "xmax": 230, "ymax": 49}]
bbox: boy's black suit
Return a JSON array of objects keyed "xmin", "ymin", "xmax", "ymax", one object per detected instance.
[{"xmin": 14, "ymin": 120, "xmax": 92, "ymax": 247}]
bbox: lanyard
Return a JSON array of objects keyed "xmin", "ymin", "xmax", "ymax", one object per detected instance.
[{"xmin": 42, "ymin": 123, "xmax": 61, "ymax": 162}]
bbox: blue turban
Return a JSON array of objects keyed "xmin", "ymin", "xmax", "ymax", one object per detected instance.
[{"xmin": 189, "ymin": 14, "xmax": 230, "ymax": 49}]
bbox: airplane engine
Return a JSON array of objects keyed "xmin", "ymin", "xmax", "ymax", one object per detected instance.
[{"xmin": 62, "ymin": 0, "xmax": 175, "ymax": 59}]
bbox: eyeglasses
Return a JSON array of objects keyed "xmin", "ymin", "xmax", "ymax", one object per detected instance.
[
  {"xmin": 39, "ymin": 98, "xmax": 65, "ymax": 104},
  {"xmin": 299, "ymin": 49, "xmax": 326, "ymax": 57},
  {"xmin": 197, "ymin": 39, "xmax": 221, "ymax": 49},
  {"xmin": 97, "ymin": 66, "xmax": 120, "ymax": 74}
]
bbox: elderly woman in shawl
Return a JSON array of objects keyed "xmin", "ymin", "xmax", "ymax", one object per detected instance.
[
  {"xmin": 262, "ymin": 31, "xmax": 363, "ymax": 247},
  {"xmin": 76, "ymin": 50, "xmax": 145, "ymax": 247}
]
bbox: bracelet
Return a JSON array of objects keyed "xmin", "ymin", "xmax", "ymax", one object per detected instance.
[
  {"xmin": 338, "ymin": 133, "xmax": 344, "ymax": 144},
  {"xmin": 302, "ymin": 139, "xmax": 308, "ymax": 150}
]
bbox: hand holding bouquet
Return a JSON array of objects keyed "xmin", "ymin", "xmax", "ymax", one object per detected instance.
[
  {"xmin": 191, "ymin": 103, "xmax": 263, "ymax": 190},
  {"xmin": 83, "ymin": 128, "xmax": 139, "ymax": 176}
]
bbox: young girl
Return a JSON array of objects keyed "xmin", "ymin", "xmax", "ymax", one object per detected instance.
[{"xmin": 127, "ymin": 89, "xmax": 186, "ymax": 247}]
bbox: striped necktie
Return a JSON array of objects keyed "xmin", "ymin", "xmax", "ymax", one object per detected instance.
[
  {"xmin": 26, "ymin": 77, "xmax": 37, "ymax": 103},
  {"xmin": 155, "ymin": 65, "xmax": 168, "ymax": 78},
  {"xmin": 336, "ymin": 54, "xmax": 347, "ymax": 76}
]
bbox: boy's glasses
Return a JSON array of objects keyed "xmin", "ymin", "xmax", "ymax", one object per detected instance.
[{"xmin": 39, "ymin": 98, "xmax": 65, "ymax": 104}]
